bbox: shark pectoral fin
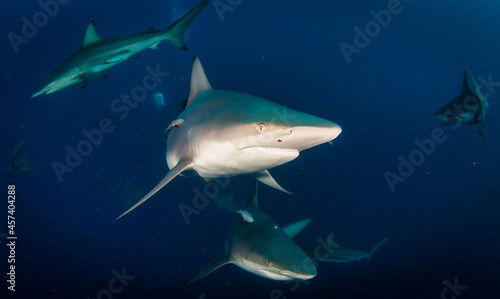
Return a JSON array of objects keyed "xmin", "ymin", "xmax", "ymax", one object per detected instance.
[
  {"xmin": 183, "ymin": 251, "xmax": 231, "ymax": 286},
  {"xmin": 165, "ymin": 0, "xmax": 208, "ymax": 51},
  {"xmin": 253, "ymin": 170, "xmax": 292, "ymax": 194},
  {"xmin": 367, "ymin": 238, "xmax": 388, "ymax": 264},
  {"xmin": 114, "ymin": 158, "xmax": 193, "ymax": 222},
  {"xmin": 150, "ymin": 42, "xmax": 159, "ymax": 50},
  {"xmin": 81, "ymin": 21, "xmax": 106, "ymax": 47},
  {"xmin": 283, "ymin": 215, "xmax": 319, "ymax": 239},
  {"xmin": 81, "ymin": 72, "xmax": 109, "ymax": 81}
]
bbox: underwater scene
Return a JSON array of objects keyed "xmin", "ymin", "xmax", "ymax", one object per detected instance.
[{"xmin": 2, "ymin": 0, "xmax": 499, "ymax": 298}]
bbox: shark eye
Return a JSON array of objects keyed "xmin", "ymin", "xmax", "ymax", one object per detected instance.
[
  {"xmin": 266, "ymin": 261, "xmax": 272, "ymax": 267},
  {"xmin": 256, "ymin": 122, "xmax": 267, "ymax": 134}
]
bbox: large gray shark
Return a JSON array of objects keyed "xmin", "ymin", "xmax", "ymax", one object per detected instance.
[
  {"xmin": 115, "ymin": 57, "xmax": 342, "ymax": 221},
  {"xmin": 184, "ymin": 183, "xmax": 318, "ymax": 285},
  {"xmin": 31, "ymin": 0, "xmax": 208, "ymax": 97},
  {"xmin": 432, "ymin": 64, "xmax": 489, "ymax": 138},
  {"xmin": 302, "ymin": 231, "xmax": 388, "ymax": 264},
  {"xmin": 7, "ymin": 139, "xmax": 37, "ymax": 178}
]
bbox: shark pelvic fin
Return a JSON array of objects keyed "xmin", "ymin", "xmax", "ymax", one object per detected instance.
[
  {"xmin": 283, "ymin": 215, "xmax": 319, "ymax": 239},
  {"xmin": 184, "ymin": 251, "xmax": 231, "ymax": 286},
  {"xmin": 253, "ymin": 170, "xmax": 292, "ymax": 194},
  {"xmin": 165, "ymin": 0, "xmax": 209, "ymax": 51},
  {"xmin": 186, "ymin": 57, "xmax": 212, "ymax": 108},
  {"xmin": 114, "ymin": 158, "xmax": 193, "ymax": 222},
  {"xmin": 82, "ymin": 21, "xmax": 106, "ymax": 47}
]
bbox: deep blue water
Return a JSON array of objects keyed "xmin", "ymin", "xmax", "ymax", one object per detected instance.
[{"xmin": 2, "ymin": 0, "xmax": 500, "ymax": 298}]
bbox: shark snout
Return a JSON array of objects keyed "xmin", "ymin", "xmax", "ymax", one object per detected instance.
[{"xmin": 283, "ymin": 121, "xmax": 342, "ymax": 151}]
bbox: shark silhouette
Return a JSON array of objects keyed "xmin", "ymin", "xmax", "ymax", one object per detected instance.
[
  {"xmin": 114, "ymin": 57, "xmax": 341, "ymax": 221},
  {"xmin": 302, "ymin": 231, "xmax": 388, "ymax": 264},
  {"xmin": 7, "ymin": 139, "xmax": 36, "ymax": 177},
  {"xmin": 184, "ymin": 183, "xmax": 317, "ymax": 285},
  {"xmin": 433, "ymin": 64, "xmax": 489, "ymax": 137},
  {"xmin": 32, "ymin": 0, "xmax": 208, "ymax": 97}
]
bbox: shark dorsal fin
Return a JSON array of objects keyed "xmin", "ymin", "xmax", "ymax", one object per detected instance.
[
  {"xmin": 246, "ymin": 181, "xmax": 259, "ymax": 209},
  {"xmin": 282, "ymin": 215, "xmax": 318, "ymax": 239},
  {"xmin": 461, "ymin": 71, "xmax": 471, "ymax": 94},
  {"xmin": 82, "ymin": 21, "xmax": 105, "ymax": 47},
  {"xmin": 186, "ymin": 57, "xmax": 212, "ymax": 108}
]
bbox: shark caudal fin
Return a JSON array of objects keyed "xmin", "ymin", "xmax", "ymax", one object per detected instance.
[
  {"xmin": 367, "ymin": 238, "xmax": 388, "ymax": 264},
  {"xmin": 165, "ymin": 0, "xmax": 209, "ymax": 50},
  {"xmin": 184, "ymin": 251, "xmax": 232, "ymax": 286}
]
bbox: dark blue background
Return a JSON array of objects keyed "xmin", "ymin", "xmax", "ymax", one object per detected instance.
[{"xmin": 1, "ymin": 0, "xmax": 499, "ymax": 298}]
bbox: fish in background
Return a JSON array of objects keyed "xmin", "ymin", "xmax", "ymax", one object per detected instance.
[
  {"xmin": 7, "ymin": 139, "xmax": 37, "ymax": 177},
  {"xmin": 31, "ymin": 0, "xmax": 209, "ymax": 97},
  {"xmin": 302, "ymin": 231, "xmax": 388, "ymax": 264},
  {"xmin": 184, "ymin": 183, "xmax": 317, "ymax": 285},
  {"xmin": 114, "ymin": 57, "xmax": 342, "ymax": 221},
  {"xmin": 213, "ymin": 193, "xmax": 254, "ymax": 223},
  {"xmin": 432, "ymin": 64, "xmax": 489, "ymax": 138}
]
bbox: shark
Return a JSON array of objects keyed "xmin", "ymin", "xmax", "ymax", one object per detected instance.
[
  {"xmin": 302, "ymin": 231, "xmax": 388, "ymax": 264},
  {"xmin": 114, "ymin": 57, "xmax": 342, "ymax": 221},
  {"xmin": 31, "ymin": 0, "xmax": 208, "ymax": 97},
  {"xmin": 432, "ymin": 64, "xmax": 489, "ymax": 138},
  {"xmin": 7, "ymin": 139, "xmax": 37, "ymax": 178},
  {"xmin": 184, "ymin": 183, "xmax": 318, "ymax": 285}
]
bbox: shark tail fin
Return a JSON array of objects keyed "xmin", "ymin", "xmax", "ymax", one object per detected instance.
[
  {"xmin": 165, "ymin": 0, "xmax": 208, "ymax": 50},
  {"xmin": 184, "ymin": 251, "xmax": 231, "ymax": 286},
  {"xmin": 367, "ymin": 238, "xmax": 388, "ymax": 264}
]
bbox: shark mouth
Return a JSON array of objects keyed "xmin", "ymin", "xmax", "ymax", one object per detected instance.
[{"xmin": 243, "ymin": 147, "xmax": 299, "ymax": 154}]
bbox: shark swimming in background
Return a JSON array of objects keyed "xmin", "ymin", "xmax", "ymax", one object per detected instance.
[
  {"xmin": 31, "ymin": 0, "xmax": 208, "ymax": 97},
  {"xmin": 432, "ymin": 64, "xmax": 489, "ymax": 138},
  {"xmin": 184, "ymin": 183, "xmax": 318, "ymax": 285},
  {"xmin": 7, "ymin": 139, "xmax": 37, "ymax": 177},
  {"xmin": 114, "ymin": 57, "xmax": 342, "ymax": 221},
  {"xmin": 302, "ymin": 231, "xmax": 388, "ymax": 264}
]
